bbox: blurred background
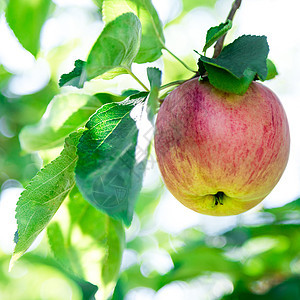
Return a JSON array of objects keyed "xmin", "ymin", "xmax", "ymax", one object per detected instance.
[{"xmin": 1, "ymin": 0, "xmax": 300, "ymax": 299}]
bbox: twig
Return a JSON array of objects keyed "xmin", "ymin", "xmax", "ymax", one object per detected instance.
[{"xmin": 213, "ymin": 0, "xmax": 242, "ymax": 58}]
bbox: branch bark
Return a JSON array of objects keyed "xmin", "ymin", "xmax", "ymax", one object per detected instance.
[{"xmin": 213, "ymin": 0, "xmax": 242, "ymax": 58}]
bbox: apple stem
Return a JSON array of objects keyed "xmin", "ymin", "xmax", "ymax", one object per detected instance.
[
  {"xmin": 214, "ymin": 192, "xmax": 224, "ymax": 206},
  {"xmin": 213, "ymin": 0, "xmax": 242, "ymax": 58}
]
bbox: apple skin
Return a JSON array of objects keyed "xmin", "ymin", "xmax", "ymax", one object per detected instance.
[{"xmin": 154, "ymin": 78, "xmax": 290, "ymax": 216}]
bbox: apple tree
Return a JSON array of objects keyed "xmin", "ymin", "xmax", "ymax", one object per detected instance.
[{"xmin": 0, "ymin": 0, "xmax": 299, "ymax": 299}]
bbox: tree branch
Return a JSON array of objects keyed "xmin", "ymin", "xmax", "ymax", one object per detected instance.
[{"xmin": 213, "ymin": 0, "xmax": 242, "ymax": 58}]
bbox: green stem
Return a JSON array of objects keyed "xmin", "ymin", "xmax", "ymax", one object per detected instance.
[
  {"xmin": 160, "ymin": 80, "xmax": 186, "ymax": 91},
  {"xmin": 144, "ymin": 7, "xmax": 196, "ymax": 74},
  {"xmin": 163, "ymin": 46, "xmax": 197, "ymax": 73},
  {"xmin": 125, "ymin": 68, "xmax": 150, "ymax": 92}
]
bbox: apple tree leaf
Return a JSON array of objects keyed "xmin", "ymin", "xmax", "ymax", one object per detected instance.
[
  {"xmin": 93, "ymin": 92, "xmax": 129, "ymax": 104},
  {"xmin": 6, "ymin": 0, "xmax": 52, "ymax": 56},
  {"xmin": 11, "ymin": 131, "xmax": 82, "ymax": 267},
  {"xmin": 199, "ymin": 35, "xmax": 269, "ymax": 94},
  {"xmin": 100, "ymin": 216, "xmax": 125, "ymax": 298},
  {"xmin": 0, "ymin": 0, "xmax": 6, "ymax": 13},
  {"xmin": 102, "ymin": 0, "xmax": 165, "ymax": 63},
  {"xmin": 166, "ymin": 246, "xmax": 240, "ymax": 284},
  {"xmin": 203, "ymin": 63, "xmax": 255, "ymax": 95},
  {"xmin": 68, "ymin": 187, "xmax": 103, "ymax": 232},
  {"xmin": 75, "ymin": 92, "xmax": 150, "ymax": 226},
  {"xmin": 68, "ymin": 188, "xmax": 125, "ymax": 298},
  {"xmin": 203, "ymin": 20, "xmax": 232, "ymax": 53},
  {"xmin": 59, "ymin": 60, "xmax": 87, "ymax": 88},
  {"xmin": 47, "ymin": 221, "xmax": 84, "ymax": 277},
  {"xmin": 166, "ymin": 0, "xmax": 218, "ymax": 27},
  {"xmin": 19, "ymin": 94, "xmax": 101, "ymax": 152},
  {"xmin": 147, "ymin": 67, "xmax": 162, "ymax": 119},
  {"xmin": 201, "ymin": 35, "xmax": 269, "ymax": 79},
  {"xmin": 0, "ymin": 65, "xmax": 11, "ymax": 89},
  {"xmin": 47, "ymin": 222, "xmax": 73, "ymax": 272},
  {"xmin": 86, "ymin": 12, "xmax": 141, "ymax": 80},
  {"xmin": 265, "ymin": 59, "xmax": 278, "ymax": 80},
  {"xmin": 92, "ymin": 0, "xmax": 103, "ymax": 8},
  {"xmin": 147, "ymin": 67, "xmax": 162, "ymax": 92}
]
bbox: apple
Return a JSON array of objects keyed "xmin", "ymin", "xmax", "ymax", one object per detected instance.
[{"xmin": 154, "ymin": 78, "xmax": 290, "ymax": 216}]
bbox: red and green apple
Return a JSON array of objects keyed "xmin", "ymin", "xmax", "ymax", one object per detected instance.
[{"xmin": 154, "ymin": 78, "xmax": 290, "ymax": 216}]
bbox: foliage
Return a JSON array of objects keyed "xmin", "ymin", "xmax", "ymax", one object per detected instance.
[
  {"xmin": 102, "ymin": 0, "xmax": 165, "ymax": 63},
  {"xmin": 203, "ymin": 20, "xmax": 232, "ymax": 53},
  {"xmin": 0, "ymin": 0, "xmax": 294, "ymax": 299},
  {"xmin": 86, "ymin": 12, "xmax": 142, "ymax": 80},
  {"xmin": 11, "ymin": 131, "xmax": 82, "ymax": 265},
  {"xmin": 198, "ymin": 35, "xmax": 269, "ymax": 94},
  {"xmin": 6, "ymin": 0, "xmax": 53, "ymax": 56},
  {"xmin": 75, "ymin": 92, "xmax": 150, "ymax": 225},
  {"xmin": 19, "ymin": 94, "xmax": 101, "ymax": 152}
]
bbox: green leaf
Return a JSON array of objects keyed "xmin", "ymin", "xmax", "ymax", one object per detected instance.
[
  {"xmin": 263, "ymin": 198, "xmax": 300, "ymax": 223},
  {"xmin": 182, "ymin": 0, "xmax": 218, "ymax": 10},
  {"xmin": 200, "ymin": 35, "xmax": 269, "ymax": 94},
  {"xmin": 147, "ymin": 67, "xmax": 162, "ymax": 119},
  {"xmin": 204, "ymin": 63, "xmax": 255, "ymax": 95},
  {"xmin": 19, "ymin": 94, "xmax": 101, "ymax": 152},
  {"xmin": 135, "ymin": 184, "xmax": 163, "ymax": 220},
  {"xmin": 59, "ymin": 60, "xmax": 140, "ymax": 88},
  {"xmin": 223, "ymin": 276, "xmax": 300, "ymax": 300},
  {"xmin": 166, "ymin": 0, "xmax": 218, "ymax": 27},
  {"xmin": 4, "ymin": 80, "xmax": 58, "ymax": 127},
  {"xmin": 101, "ymin": 217, "xmax": 125, "ymax": 298},
  {"xmin": 147, "ymin": 67, "xmax": 162, "ymax": 91},
  {"xmin": 86, "ymin": 12, "xmax": 141, "ymax": 80},
  {"xmin": 68, "ymin": 188, "xmax": 125, "ymax": 298},
  {"xmin": 6, "ymin": 0, "xmax": 52, "ymax": 56},
  {"xmin": 102, "ymin": 0, "xmax": 165, "ymax": 63},
  {"xmin": 93, "ymin": 92, "xmax": 128, "ymax": 104},
  {"xmin": 0, "ymin": 0, "xmax": 7, "ymax": 13},
  {"xmin": 75, "ymin": 92, "xmax": 150, "ymax": 226},
  {"xmin": 117, "ymin": 240, "xmax": 239, "ymax": 294},
  {"xmin": 47, "ymin": 221, "xmax": 84, "ymax": 277},
  {"xmin": 196, "ymin": 56, "xmax": 206, "ymax": 76},
  {"xmin": 10, "ymin": 131, "xmax": 82, "ymax": 267},
  {"xmin": 0, "ymin": 64, "xmax": 11, "ymax": 89},
  {"xmin": 265, "ymin": 59, "xmax": 278, "ymax": 80},
  {"xmin": 201, "ymin": 35, "xmax": 269, "ymax": 79},
  {"xmin": 17, "ymin": 252, "xmax": 98, "ymax": 299},
  {"xmin": 203, "ymin": 20, "xmax": 232, "ymax": 53},
  {"xmin": 115, "ymin": 265, "xmax": 161, "ymax": 294},
  {"xmin": 59, "ymin": 60, "xmax": 87, "ymax": 88},
  {"xmin": 47, "ymin": 222, "xmax": 73, "ymax": 272},
  {"xmin": 164, "ymin": 245, "xmax": 240, "ymax": 284},
  {"xmin": 120, "ymin": 89, "xmax": 141, "ymax": 98},
  {"xmin": 92, "ymin": 0, "xmax": 103, "ymax": 9},
  {"xmin": 68, "ymin": 187, "xmax": 106, "ymax": 236}
]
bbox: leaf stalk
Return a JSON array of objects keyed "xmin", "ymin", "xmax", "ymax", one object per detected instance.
[
  {"xmin": 160, "ymin": 80, "xmax": 186, "ymax": 91},
  {"xmin": 163, "ymin": 46, "xmax": 197, "ymax": 73},
  {"xmin": 126, "ymin": 68, "xmax": 150, "ymax": 92}
]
